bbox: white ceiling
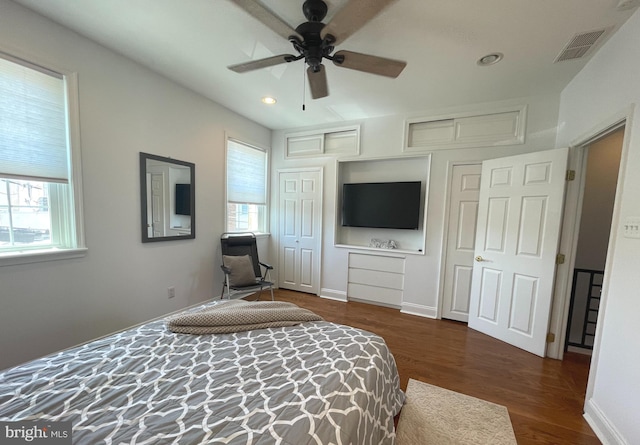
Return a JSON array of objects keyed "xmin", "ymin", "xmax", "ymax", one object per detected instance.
[{"xmin": 12, "ymin": 0, "xmax": 639, "ymax": 130}]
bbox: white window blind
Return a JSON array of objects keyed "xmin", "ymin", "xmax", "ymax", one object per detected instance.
[
  {"xmin": 227, "ymin": 139, "xmax": 266, "ymax": 205},
  {"xmin": 0, "ymin": 54, "xmax": 69, "ymax": 183}
]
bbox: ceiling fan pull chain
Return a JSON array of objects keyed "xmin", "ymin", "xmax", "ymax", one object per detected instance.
[{"xmin": 302, "ymin": 63, "xmax": 306, "ymax": 111}]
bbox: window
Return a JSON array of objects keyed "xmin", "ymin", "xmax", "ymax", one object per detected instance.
[
  {"xmin": 0, "ymin": 52, "xmax": 84, "ymax": 264},
  {"xmin": 226, "ymin": 139, "xmax": 268, "ymax": 233}
]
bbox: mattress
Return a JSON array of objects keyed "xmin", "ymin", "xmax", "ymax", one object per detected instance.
[{"xmin": 0, "ymin": 301, "xmax": 405, "ymax": 444}]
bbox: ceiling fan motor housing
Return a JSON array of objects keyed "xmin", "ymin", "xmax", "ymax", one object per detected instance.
[
  {"xmin": 293, "ymin": 20, "xmax": 334, "ymax": 72},
  {"xmin": 302, "ymin": 0, "xmax": 328, "ymax": 22}
]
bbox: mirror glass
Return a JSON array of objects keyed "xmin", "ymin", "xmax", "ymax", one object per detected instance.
[{"xmin": 140, "ymin": 152, "xmax": 195, "ymax": 243}]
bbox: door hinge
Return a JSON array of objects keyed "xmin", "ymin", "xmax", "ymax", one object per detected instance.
[
  {"xmin": 546, "ymin": 333, "xmax": 556, "ymax": 343},
  {"xmin": 566, "ymin": 170, "xmax": 576, "ymax": 181},
  {"xmin": 556, "ymin": 253, "xmax": 566, "ymax": 265}
]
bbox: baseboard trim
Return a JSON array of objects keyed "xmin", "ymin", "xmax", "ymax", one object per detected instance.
[
  {"xmin": 401, "ymin": 302, "xmax": 437, "ymax": 318},
  {"xmin": 320, "ymin": 288, "xmax": 347, "ymax": 302},
  {"xmin": 348, "ymin": 297, "xmax": 401, "ymax": 310},
  {"xmin": 584, "ymin": 398, "xmax": 628, "ymax": 445}
]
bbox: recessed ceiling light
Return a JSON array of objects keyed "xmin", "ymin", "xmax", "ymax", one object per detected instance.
[
  {"xmin": 261, "ymin": 96, "xmax": 277, "ymax": 105},
  {"xmin": 477, "ymin": 53, "xmax": 503, "ymax": 66}
]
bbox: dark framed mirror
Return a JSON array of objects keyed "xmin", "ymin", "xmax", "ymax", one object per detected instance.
[{"xmin": 140, "ymin": 152, "xmax": 195, "ymax": 243}]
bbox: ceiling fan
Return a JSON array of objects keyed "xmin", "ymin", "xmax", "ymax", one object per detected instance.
[{"xmin": 228, "ymin": 0, "xmax": 407, "ymax": 99}]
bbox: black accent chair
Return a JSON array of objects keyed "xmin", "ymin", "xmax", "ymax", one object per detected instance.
[{"xmin": 220, "ymin": 232, "xmax": 274, "ymax": 301}]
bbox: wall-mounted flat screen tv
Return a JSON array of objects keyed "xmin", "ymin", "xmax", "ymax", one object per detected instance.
[
  {"xmin": 175, "ymin": 183, "xmax": 191, "ymax": 216},
  {"xmin": 342, "ymin": 181, "xmax": 421, "ymax": 230}
]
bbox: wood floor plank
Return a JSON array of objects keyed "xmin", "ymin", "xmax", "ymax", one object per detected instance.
[{"xmin": 270, "ymin": 289, "xmax": 599, "ymax": 445}]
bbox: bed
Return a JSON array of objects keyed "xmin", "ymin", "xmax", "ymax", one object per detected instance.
[{"xmin": 0, "ymin": 300, "xmax": 405, "ymax": 444}]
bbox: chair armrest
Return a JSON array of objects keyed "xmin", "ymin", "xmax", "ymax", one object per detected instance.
[{"xmin": 259, "ymin": 261, "xmax": 273, "ymax": 270}]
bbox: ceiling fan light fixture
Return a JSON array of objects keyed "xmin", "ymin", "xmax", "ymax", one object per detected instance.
[
  {"xmin": 261, "ymin": 96, "xmax": 277, "ymax": 105},
  {"xmin": 477, "ymin": 52, "xmax": 503, "ymax": 66}
]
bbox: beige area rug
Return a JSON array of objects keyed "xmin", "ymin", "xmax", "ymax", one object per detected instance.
[{"xmin": 395, "ymin": 379, "xmax": 517, "ymax": 445}]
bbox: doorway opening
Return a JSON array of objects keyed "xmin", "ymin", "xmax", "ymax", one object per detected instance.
[{"xmin": 564, "ymin": 127, "xmax": 624, "ymax": 355}]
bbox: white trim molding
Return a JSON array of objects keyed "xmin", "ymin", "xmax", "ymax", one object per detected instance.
[
  {"xmin": 401, "ymin": 302, "xmax": 437, "ymax": 318},
  {"xmin": 0, "ymin": 247, "xmax": 87, "ymax": 267},
  {"xmin": 319, "ymin": 288, "xmax": 347, "ymax": 302},
  {"xmin": 584, "ymin": 398, "xmax": 628, "ymax": 445}
]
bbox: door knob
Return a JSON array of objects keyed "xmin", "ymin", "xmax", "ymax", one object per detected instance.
[{"xmin": 475, "ymin": 256, "xmax": 484, "ymax": 262}]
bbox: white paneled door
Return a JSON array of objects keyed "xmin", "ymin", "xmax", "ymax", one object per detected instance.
[
  {"xmin": 442, "ymin": 164, "xmax": 482, "ymax": 322},
  {"xmin": 151, "ymin": 172, "xmax": 165, "ymax": 238},
  {"xmin": 468, "ymin": 148, "xmax": 569, "ymax": 357},
  {"xmin": 278, "ymin": 169, "xmax": 322, "ymax": 295}
]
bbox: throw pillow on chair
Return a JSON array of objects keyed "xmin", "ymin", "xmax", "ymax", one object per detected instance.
[{"xmin": 223, "ymin": 255, "xmax": 257, "ymax": 287}]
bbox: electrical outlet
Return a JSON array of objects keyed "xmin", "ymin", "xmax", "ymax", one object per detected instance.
[
  {"xmin": 623, "ymin": 217, "xmax": 640, "ymax": 239},
  {"xmin": 168, "ymin": 286, "xmax": 176, "ymax": 299}
]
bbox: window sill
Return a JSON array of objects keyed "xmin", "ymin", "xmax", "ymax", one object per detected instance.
[{"xmin": 0, "ymin": 247, "xmax": 88, "ymax": 267}]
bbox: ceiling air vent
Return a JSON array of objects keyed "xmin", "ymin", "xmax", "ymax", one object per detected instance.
[{"xmin": 554, "ymin": 29, "xmax": 608, "ymax": 63}]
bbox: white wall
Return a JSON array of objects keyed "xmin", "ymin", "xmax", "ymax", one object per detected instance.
[
  {"xmin": 0, "ymin": 0, "xmax": 271, "ymax": 370},
  {"xmin": 271, "ymin": 93, "xmax": 560, "ymax": 315},
  {"xmin": 556, "ymin": 8, "xmax": 640, "ymax": 445}
]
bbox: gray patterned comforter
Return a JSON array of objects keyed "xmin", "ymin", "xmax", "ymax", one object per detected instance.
[{"xmin": 0, "ymin": 301, "xmax": 405, "ymax": 444}]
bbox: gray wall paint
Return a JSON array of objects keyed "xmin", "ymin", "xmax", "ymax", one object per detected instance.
[{"xmin": 575, "ymin": 129, "xmax": 623, "ymax": 271}]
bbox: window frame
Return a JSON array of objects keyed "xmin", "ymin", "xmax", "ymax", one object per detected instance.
[
  {"xmin": 0, "ymin": 49, "xmax": 86, "ymax": 267},
  {"xmin": 225, "ymin": 136, "xmax": 270, "ymax": 235}
]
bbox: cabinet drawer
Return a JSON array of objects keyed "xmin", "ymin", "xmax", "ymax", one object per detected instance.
[
  {"xmin": 348, "ymin": 283, "xmax": 403, "ymax": 306},
  {"xmin": 349, "ymin": 253, "xmax": 404, "ymax": 273},
  {"xmin": 348, "ymin": 267, "xmax": 404, "ymax": 290}
]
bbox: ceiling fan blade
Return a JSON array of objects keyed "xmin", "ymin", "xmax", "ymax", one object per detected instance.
[
  {"xmin": 320, "ymin": 0, "xmax": 398, "ymax": 45},
  {"xmin": 332, "ymin": 50, "xmax": 406, "ymax": 78},
  {"xmin": 228, "ymin": 54, "xmax": 296, "ymax": 73},
  {"xmin": 229, "ymin": 0, "xmax": 302, "ymax": 40},
  {"xmin": 307, "ymin": 65, "xmax": 328, "ymax": 99}
]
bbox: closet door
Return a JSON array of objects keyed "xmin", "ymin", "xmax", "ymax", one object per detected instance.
[
  {"xmin": 278, "ymin": 169, "xmax": 322, "ymax": 294},
  {"xmin": 442, "ymin": 164, "xmax": 482, "ymax": 322}
]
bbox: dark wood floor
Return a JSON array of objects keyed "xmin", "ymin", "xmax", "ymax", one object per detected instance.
[{"xmin": 271, "ymin": 289, "xmax": 599, "ymax": 445}]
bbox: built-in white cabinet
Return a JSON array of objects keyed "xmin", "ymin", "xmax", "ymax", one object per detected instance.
[{"xmin": 348, "ymin": 253, "xmax": 405, "ymax": 308}]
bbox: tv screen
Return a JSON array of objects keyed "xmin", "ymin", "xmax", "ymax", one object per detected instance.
[
  {"xmin": 175, "ymin": 183, "xmax": 191, "ymax": 215},
  {"xmin": 342, "ymin": 181, "xmax": 421, "ymax": 230}
]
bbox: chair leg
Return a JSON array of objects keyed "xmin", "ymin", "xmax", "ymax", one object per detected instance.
[
  {"xmin": 269, "ymin": 286, "xmax": 274, "ymax": 301},
  {"xmin": 224, "ymin": 276, "xmax": 233, "ymax": 300}
]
